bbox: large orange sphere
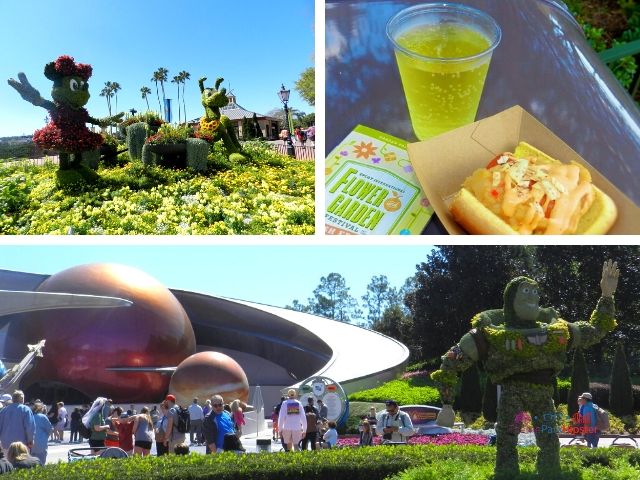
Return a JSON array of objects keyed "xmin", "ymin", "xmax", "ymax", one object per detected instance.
[
  {"xmin": 9, "ymin": 263, "xmax": 196, "ymax": 402},
  {"xmin": 168, "ymin": 352, "xmax": 249, "ymax": 406}
]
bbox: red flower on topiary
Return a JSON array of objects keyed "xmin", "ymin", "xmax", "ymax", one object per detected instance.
[
  {"xmin": 33, "ymin": 104, "xmax": 102, "ymax": 152},
  {"xmin": 53, "ymin": 55, "xmax": 93, "ymax": 80}
]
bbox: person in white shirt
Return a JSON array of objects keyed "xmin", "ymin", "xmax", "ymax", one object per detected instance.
[
  {"xmin": 376, "ymin": 400, "xmax": 414, "ymax": 443},
  {"xmin": 187, "ymin": 398, "xmax": 204, "ymax": 445},
  {"xmin": 277, "ymin": 389, "xmax": 307, "ymax": 451}
]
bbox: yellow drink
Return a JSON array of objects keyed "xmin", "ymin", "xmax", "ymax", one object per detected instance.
[{"xmin": 395, "ymin": 24, "xmax": 492, "ymax": 140}]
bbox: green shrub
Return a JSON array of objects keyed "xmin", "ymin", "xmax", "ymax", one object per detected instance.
[
  {"xmin": 8, "ymin": 446, "xmax": 639, "ymax": 480},
  {"xmin": 186, "ymin": 138, "xmax": 209, "ymax": 172},
  {"xmin": 454, "ymin": 365, "xmax": 482, "ymax": 417},
  {"xmin": 610, "ymin": 342, "xmax": 634, "ymax": 417},
  {"xmin": 349, "ymin": 378, "xmax": 440, "ymax": 406},
  {"xmin": 56, "ymin": 166, "xmax": 99, "ymax": 193},
  {"xmin": 126, "ymin": 122, "xmax": 147, "ymax": 161},
  {"xmin": 581, "ymin": 449, "xmax": 612, "ymax": 468},
  {"xmin": 568, "ymin": 349, "xmax": 590, "ymax": 418},
  {"xmin": 0, "ymin": 171, "xmax": 33, "ymax": 213},
  {"xmin": 387, "ymin": 460, "xmax": 495, "ymax": 480},
  {"xmin": 482, "ymin": 376, "xmax": 497, "ymax": 423}
]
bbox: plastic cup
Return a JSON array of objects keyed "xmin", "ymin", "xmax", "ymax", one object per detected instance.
[{"xmin": 387, "ymin": 3, "xmax": 501, "ymax": 140}]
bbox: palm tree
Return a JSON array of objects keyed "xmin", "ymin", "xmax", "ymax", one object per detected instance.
[
  {"xmin": 100, "ymin": 81, "xmax": 114, "ymax": 117},
  {"xmin": 151, "ymin": 69, "xmax": 164, "ymax": 117},
  {"xmin": 172, "ymin": 75, "xmax": 181, "ymax": 123},
  {"xmin": 156, "ymin": 67, "xmax": 169, "ymax": 119},
  {"xmin": 140, "ymin": 86, "xmax": 151, "ymax": 111},
  {"xmin": 179, "ymin": 70, "xmax": 190, "ymax": 123},
  {"xmin": 111, "ymin": 81, "xmax": 121, "ymax": 116}
]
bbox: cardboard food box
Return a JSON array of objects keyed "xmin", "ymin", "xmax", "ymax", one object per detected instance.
[{"xmin": 407, "ymin": 105, "xmax": 640, "ymax": 234}]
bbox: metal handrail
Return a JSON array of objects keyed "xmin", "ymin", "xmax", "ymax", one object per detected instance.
[{"xmin": 599, "ymin": 39, "xmax": 640, "ymax": 64}]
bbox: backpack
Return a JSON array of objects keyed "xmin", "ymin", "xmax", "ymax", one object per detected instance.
[
  {"xmin": 594, "ymin": 405, "xmax": 609, "ymax": 433},
  {"xmin": 78, "ymin": 422, "xmax": 92, "ymax": 439},
  {"xmin": 175, "ymin": 406, "xmax": 190, "ymax": 433}
]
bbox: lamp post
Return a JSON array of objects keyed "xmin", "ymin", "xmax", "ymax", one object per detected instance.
[{"xmin": 278, "ymin": 84, "xmax": 295, "ymax": 158}]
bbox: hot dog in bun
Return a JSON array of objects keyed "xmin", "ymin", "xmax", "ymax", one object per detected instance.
[{"xmin": 449, "ymin": 142, "xmax": 617, "ymax": 234}]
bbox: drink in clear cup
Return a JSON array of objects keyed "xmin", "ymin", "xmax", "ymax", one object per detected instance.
[{"xmin": 387, "ymin": 3, "xmax": 501, "ymax": 140}]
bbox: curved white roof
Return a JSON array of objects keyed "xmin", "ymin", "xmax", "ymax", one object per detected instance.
[{"xmin": 226, "ymin": 298, "xmax": 410, "ymax": 389}]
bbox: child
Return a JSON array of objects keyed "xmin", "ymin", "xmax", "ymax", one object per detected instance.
[
  {"xmin": 323, "ymin": 421, "xmax": 338, "ymax": 448},
  {"xmin": 359, "ymin": 420, "xmax": 374, "ymax": 446}
]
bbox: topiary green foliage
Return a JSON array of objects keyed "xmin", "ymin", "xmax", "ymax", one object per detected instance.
[
  {"xmin": 568, "ymin": 349, "xmax": 590, "ymax": 419},
  {"xmin": 141, "ymin": 143, "xmax": 154, "ymax": 166},
  {"xmin": 195, "ymin": 76, "xmax": 249, "ymax": 161},
  {"xmin": 482, "ymin": 375, "xmax": 498, "ymax": 423},
  {"xmin": 610, "ymin": 341, "xmax": 634, "ymax": 417},
  {"xmin": 431, "ymin": 261, "xmax": 620, "ymax": 479},
  {"xmin": 81, "ymin": 148, "xmax": 100, "ymax": 170},
  {"xmin": 7, "ymin": 55, "xmax": 123, "ymax": 180},
  {"xmin": 186, "ymin": 138, "xmax": 209, "ymax": 172},
  {"xmin": 127, "ymin": 122, "xmax": 147, "ymax": 161},
  {"xmin": 56, "ymin": 165, "xmax": 99, "ymax": 193}
]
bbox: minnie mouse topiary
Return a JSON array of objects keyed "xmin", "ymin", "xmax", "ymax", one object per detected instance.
[{"xmin": 8, "ymin": 55, "xmax": 123, "ymax": 179}]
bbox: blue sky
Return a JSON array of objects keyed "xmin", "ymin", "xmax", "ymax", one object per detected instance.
[
  {"xmin": 0, "ymin": 245, "xmax": 436, "ymax": 311},
  {"xmin": 0, "ymin": 0, "xmax": 314, "ymax": 137}
]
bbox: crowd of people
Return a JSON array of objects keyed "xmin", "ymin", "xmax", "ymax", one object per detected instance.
[
  {"xmin": 0, "ymin": 389, "xmax": 254, "ymax": 471},
  {"xmin": 278, "ymin": 125, "xmax": 315, "ymax": 144}
]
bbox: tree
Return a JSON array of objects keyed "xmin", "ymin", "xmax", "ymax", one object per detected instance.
[
  {"xmin": 568, "ymin": 349, "xmax": 590, "ymax": 418},
  {"xmin": 299, "ymin": 113, "xmax": 315, "ymax": 127},
  {"xmin": 371, "ymin": 304, "xmax": 406, "ymax": 340},
  {"xmin": 140, "ymin": 86, "xmax": 151, "ymax": 111},
  {"xmin": 172, "ymin": 75, "xmax": 181, "ymax": 123},
  {"xmin": 266, "ymin": 107, "xmax": 306, "ymax": 130},
  {"xmin": 534, "ymin": 245, "xmax": 640, "ymax": 375},
  {"xmin": 252, "ymin": 112, "xmax": 263, "ymax": 139},
  {"xmin": 405, "ymin": 246, "xmax": 535, "ymax": 362},
  {"xmin": 482, "ymin": 376, "xmax": 498, "ymax": 423},
  {"xmin": 454, "ymin": 364, "xmax": 482, "ymax": 424},
  {"xmin": 100, "ymin": 82, "xmax": 114, "ymax": 118},
  {"xmin": 241, "ymin": 117, "xmax": 253, "ymax": 140},
  {"xmin": 111, "ymin": 82, "xmax": 121, "ymax": 116},
  {"xmin": 362, "ymin": 275, "xmax": 398, "ymax": 326},
  {"xmin": 307, "ymin": 273, "xmax": 359, "ymax": 323},
  {"xmin": 295, "ymin": 67, "xmax": 315, "ymax": 106},
  {"xmin": 609, "ymin": 342, "xmax": 634, "ymax": 417},
  {"xmin": 286, "ymin": 300, "xmax": 308, "ymax": 313},
  {"xmin": 179, "ymin": 70, "xmax": 190, "ymax": 123},
  {"xmin": 152, "ymin": 68, "xmax": 168, "ymax": 117}
]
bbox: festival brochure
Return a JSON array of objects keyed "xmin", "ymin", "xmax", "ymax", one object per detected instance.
[{"xmin": 325, "ymin": 125, "xmax": 434, "ymax": 235}]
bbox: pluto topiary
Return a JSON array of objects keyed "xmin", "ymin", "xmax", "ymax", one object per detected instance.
[
  {"xmin": 7, "ymin": 55, "xmax": 123, "ymax": 179},
  {"xmin": 431, "ymin": 260, "xmax": 620, "ymax": 479},
  {"xmin": 195, "ymin": 76, "xmax": 248, "ymax": 162},
  {"xmin": 126, "ymin": 122, "xmax": 147, "ymax": 161}
]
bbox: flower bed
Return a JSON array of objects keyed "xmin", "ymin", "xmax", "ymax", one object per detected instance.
[
  {"xmin": 0, "ymin": 148, "xmax": 314, "ymax": 235},
  {"xmin": 337, "ymin": 433, "xmax": 490, "ymax": 448}
]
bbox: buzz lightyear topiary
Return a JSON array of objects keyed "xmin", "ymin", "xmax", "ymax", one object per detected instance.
[
  {"xmin": 8, "ymin": 55, "xmax": 123, "ymax": 182},
  {"xmin": 431, "ymin": 260, "xmax": 620, "ymax": 479}
]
